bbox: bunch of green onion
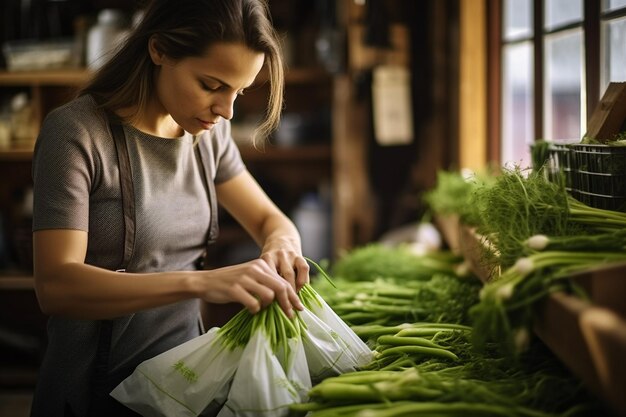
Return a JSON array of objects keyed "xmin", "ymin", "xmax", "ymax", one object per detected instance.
[{"xmin": 464, "ymin": 167, "xmax": 626, "ymax": 356}]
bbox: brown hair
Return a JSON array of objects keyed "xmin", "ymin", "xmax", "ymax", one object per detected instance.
[{"xmin": 80, "ymin": 0, "xmax": 284, "ymax": 145}]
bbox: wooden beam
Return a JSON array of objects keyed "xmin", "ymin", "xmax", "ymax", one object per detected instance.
[{"xmin": 459, "ymin": 0, "xmax": 487, "ymax": 170}]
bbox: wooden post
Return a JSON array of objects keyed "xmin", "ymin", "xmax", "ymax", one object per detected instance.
[{"xmin": 584, "ymin": 82, "xmax": 626, "ymax": 142}]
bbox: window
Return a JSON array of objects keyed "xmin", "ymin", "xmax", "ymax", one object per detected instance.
[
  {"xmin": 501, "ymin": 0, "xmax": 534, "ymax": 167},
  {"xmin": 493, "ymin": 0, "xmax": 626, "ymax": 167},
  {"xmin": 601, "ymin": 4, "xmax": 626, "ymax": 89}
]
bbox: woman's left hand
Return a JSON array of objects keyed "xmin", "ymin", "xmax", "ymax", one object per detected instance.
[{"xmin": 260, "ymin": 238, "xmax": 309, "ymax": 292}]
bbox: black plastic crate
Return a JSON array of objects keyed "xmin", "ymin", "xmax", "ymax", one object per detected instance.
[
  {"xmin": 573, "ymin": 143, "xmax": 626, "ymax": 174},
  {"xmin": 546, "ymin": 143, "xmax": 576, "ymax": 190},
  {"xmin": 576, "ymin": 170, "xmax": 626, "ymax": 196},
  {"xmin": 574, "ymin": 190, "xmax": 626, "ymax": 212},
  {"xmin": 571, "ymin": 143, "xmax": 626, "ymax": 211}
]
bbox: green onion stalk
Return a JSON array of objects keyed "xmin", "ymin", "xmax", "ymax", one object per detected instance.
[
  {"xmin": 351, "ymin": 322, "xmax": 469, "ymax": 341},
  {"xmin": 470, "ymin": 250, "xmax": 626, "ymax": 357},
  {"xmin": 291, "ymin": 340, "xmax": 606, "ymax": 417},
  {"xmin": 216, "ymin": 256, "xmax": 334, "ymax": 354},
  {"xmin": 523, "ymin": 228, "xmax": 626, "ymax": 252},
  {"xmin": 567, "ymin": 197, "xmax": 626, "ymax": 232},
  {"xmin": 218, "ymin": 300, "xmax": 300, "ymax": 360},
  {"xmin": 294, "ymin": 371, "xmax": 598, "ymax": 417},
  {"xmin": 296, "ymin": 401, "xmax": 597, "ymax": 417},
  {"xmin": 359, "ymin": 324, "xmax": 474, "ymax": 372}
]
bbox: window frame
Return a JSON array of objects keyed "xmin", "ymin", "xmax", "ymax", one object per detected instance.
[{"xmin": 486, "ymin": 0, "xmax": 624, "ymax": 164}]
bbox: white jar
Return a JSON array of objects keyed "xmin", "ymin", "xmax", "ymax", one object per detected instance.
[
  {"xmin": 292, "ymin": 192, "xmax": 332, "ymax": 262},
  {"xmin": 86, "ymin": 9, "xmax": 129, "ymax": 69}
]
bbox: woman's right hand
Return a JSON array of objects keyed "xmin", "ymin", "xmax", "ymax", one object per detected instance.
[{"xmin": 196, "ymin": 259, "xmax": 304, "ymax": 318}]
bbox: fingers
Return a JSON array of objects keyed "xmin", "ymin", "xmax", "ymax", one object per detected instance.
[
  {"xmin": 261, "ymin": 252, "xmax": 310, "ymax": 293},
  {"xmin": 237, "ymin": 290, "xmax": 262, "ymax": 315},
  {"xmin": 293, "ymin": 257, "xmax": 310, "ymax": 292},
  {"xmin": 258, "ymin": 267, "xmax": 303, "ymax": 317},
  {"xmin": 287, "ymin": 285, "xmax": 304, "ymax": 312},
  {"xmin": 262, "ymin": 252, "xmax": 295, "ymax": 289},
  {"xmin": 206, "ymin": 259, "xmax": 305, "ymax": 318},
  {"xmin": 243, "ymin": 260, "xmax": 302, "ymax": 317},
  {"xmin": 278, "ymin": 265, "xmax": 296, "ymax": 289}
]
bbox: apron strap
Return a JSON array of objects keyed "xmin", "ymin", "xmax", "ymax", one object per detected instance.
[
  {"xmin": 193, "ymin": 138, "xmax": 219, "ymax": 270},
  {"xmin": 111, "ymin": 120, "xmax": 136, "ymax": 271},
  {"xmin": 88, "ymin": 113, "xmax": 136, "ymax": 416},
  {"xmin": 195, "ymin": 139, "xmax": 219, "ymax": 245}
]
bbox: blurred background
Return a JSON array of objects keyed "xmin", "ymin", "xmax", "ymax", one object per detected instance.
[{"xmin": 1, "ymin": 0, "xmax": 625, "ymax": 415}]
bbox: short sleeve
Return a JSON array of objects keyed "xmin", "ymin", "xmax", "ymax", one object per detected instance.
[
  {"xmin": 209, "ymin": 120, "xmax": 246, "ymax": 184},
  {"xmin": 32, "ymin": 103, "xmax": 101, "ymax": 232}
]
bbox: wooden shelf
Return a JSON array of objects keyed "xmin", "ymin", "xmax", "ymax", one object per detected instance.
[
  {"xmin": 0, "ymin": 275, "xmax": 34, "ymax": 291},
  {"xmin": 0, "ymin": 67, "xmax": 330, "ymax": 88},
  {"xmin": 0, "ymin": 365, "xmax": 39, "ymax": 388},
  {"xmin": 283, "ymin": 68, "xmax": 332, "ymax": 84},
  {"xmin": 433, "ymin": 214, "xmax": 461, "ymax": 255},
  {"xmin": 0, "ymin": 69, "xmax": 92, "ymax": 86},
  {"xmin": 239, "ymin": 143, "xmax": 331, "ymax": 162},
  {"xmin": 0, "ymin": 148, "xmax": 34, "ymax": 161},
  {"xmin": 246, "ymin": 66, "xmax": 332, "ymax": 85}
]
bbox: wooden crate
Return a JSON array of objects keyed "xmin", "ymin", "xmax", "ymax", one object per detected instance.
[
  {"xmin": 457, "ymin": 224, "xmax": 499, "ymax": 283},
  {"xmin": 451, "ymin": 219, "xmax": 626, "ymax": 415},
  {"xmin": 534, "ymin": 291, "xmax": 626, "ymax": 416}
]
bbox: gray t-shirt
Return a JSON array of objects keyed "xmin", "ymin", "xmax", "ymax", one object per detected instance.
[{"xmin": 30, "ymin": 95, "xmax": 245, "ymax": 416}]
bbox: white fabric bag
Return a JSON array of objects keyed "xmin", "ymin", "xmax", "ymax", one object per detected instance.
[
  {"xmin": 305, "ymin": 288, "xmax": 374, "ymax": 368},
  {"xmin": 299, "ymin": 308, "xmax": 361, "ymax": 382},
  {"xmin": 277, "ymin": 333, "xmax": 312, "ymax": 403},
  {"xmin": 111, "ymin": 327, "xmax": 243, "ymax": 417},
  {"xmin": 216, "ymin": 329, "xmax": 308, "ymax": 417}
]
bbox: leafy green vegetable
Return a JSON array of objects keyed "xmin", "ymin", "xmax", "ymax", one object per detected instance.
[
  {"xmin": 529, "ymin": 140, "xmax": 552, "ymax": 171},
  {"xmin": 331, "ymin": 243, "xmax": 462, "ymax": 282},
  {"xmin": 422, "ymin": 169, "xmax": 497, "ymax": 223},
  {"xmin": 465, "ymin": 166, "xmax": 626, "ymax": 270},
  {"xmin": 312, "ymin": 274, "xmax": 481, "ymax": 327}
]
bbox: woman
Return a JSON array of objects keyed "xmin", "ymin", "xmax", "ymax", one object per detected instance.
[{"xmin": 30, "ymin": 1, "xmax": 309, "ymax": 416}]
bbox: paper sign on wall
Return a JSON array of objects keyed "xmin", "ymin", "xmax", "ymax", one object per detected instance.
[{"xmin": 372, "ymin": 65, "xmax": 414, "ymax": 145}]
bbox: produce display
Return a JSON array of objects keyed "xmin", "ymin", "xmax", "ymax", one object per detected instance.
[
  {"xmin": 112, "ymin": 164, "xmax": 621, "ymax": 416},
  {"xmin": 430, "ymin": 167, "xmax": 626, "ymax": 357},
  {"xmin": 286, "ymin": 243, "xmax": 609, "ymax": 417}
]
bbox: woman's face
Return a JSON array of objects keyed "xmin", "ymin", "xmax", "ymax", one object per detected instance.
[{"xmin": 151, "ymin": 41, "xmax": 265, "ymax": 135}]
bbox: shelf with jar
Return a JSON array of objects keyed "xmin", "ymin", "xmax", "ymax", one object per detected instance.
[
  {"xmin": 0, "ymin": 69, "xmax": 90, "ymax": 151},
  {"xmin": 0, "ymin": 67, "xmax": 334, "ymax": 152}
]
